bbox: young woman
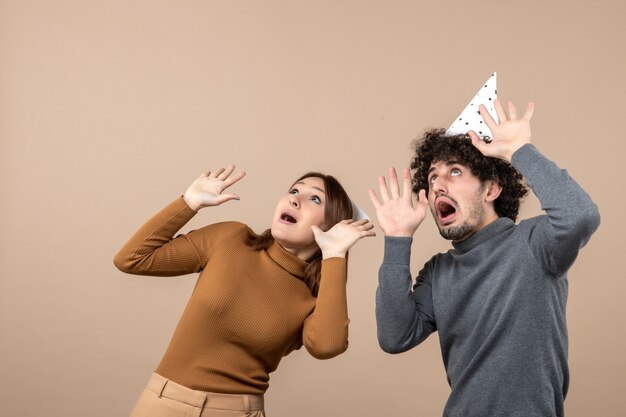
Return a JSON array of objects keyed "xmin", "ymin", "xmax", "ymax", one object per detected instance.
[{"xmin": 114, "ymin": 165, "xmax": 374, "ymax": 417}]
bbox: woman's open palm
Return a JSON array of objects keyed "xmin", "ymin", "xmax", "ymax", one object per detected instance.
[{"xmin": 183, "ymin": 165, "xmax": 246, "ymax": 211}]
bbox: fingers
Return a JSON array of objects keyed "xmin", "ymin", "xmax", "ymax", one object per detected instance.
[
  {"xmin": 326, "ymin": 219, "xmax": 375, "ymax": 231},
  {"xmin": 331, "ymin": 219, "xmax": 374, "ymax": 229},
  {"xmin": 494, "ymin": 99, "xmax": 507, "ymax": 123},
  {"xmin": 506, "ymin": 100, "xmax": 534, "ymax": 121},
  {"xmin": 222, "ymin": 170, "xmax": 246, "ymax": 189},
  {"xmin": 468, "ymin": 130, "xmax": 488, "ymax": 154},
  {"xmin": 202, "ymin": 165, "xmax": 246, "ymax": 190},
  {"xmin": 311, "ymin": 225, "xmax": 322, "ymax": 238},
  {"xmin": 375, "ymin": 167, "xmax": 406, "ymax": 203},
  {"xmin": 344, "ymin": 219, "xmax": 374, "ymax": 231},
  {"xmin": 206, "ymin": 165, "xmax": 236, "ymax": 180},
  {"xmin": 209, "ymin": 167, "xmax": 225, "ymax": 178},
  {"xmin": 368, "ymin": 188, "xmax": 382, "ymax": 209},
  {"xmin": 416, "ymin": 189, "xmax": 428, "ymax": 207},
  {"xmin": 324, "ymin": 220, "xmax": 377, "ymax": 241},
  {"xmin": 352, "ymin": 220, "xmax": 376, "ymax": 238},
  {"xmin": 479, "ymin": 104, "xmax": 498, "ymax": 133},
  {"xmin": 378, "ymin": 175, "xmax": 391, "ymax": 202},
  {"xmin": 218, "ymin": 165, "xmax": 235, "ymax": 180},
  {"xmin": 489, "ymin": 99, "xmax": 534, "ymax": 123},
  {"xmin": 402, "ymin": 168, "xmax": 413, "ymax": 201},
  {"xmin": 522, "ymin": 101, "xmax": 535, "ymax": 121},
  {"xmin": 350, "ymin": 218, "xmax": 371, "ymax": 227},
  {"xmin": 507, "ymin": 101, "xmax": 518, "ymax": 120},
  {"xmin": 388, "ymin": 168, "xmax": 400, "ymax": 199},
  {"xmin": 349, "ymin": 221, "xmax": 375, "ymax": 234},
  {"xmin": 208, "ymin": 193, "xmax": 241, "ymax": 206}
]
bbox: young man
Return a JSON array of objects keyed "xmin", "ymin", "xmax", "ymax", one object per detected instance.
[{"xmin": 369, "ymin": 100, "xmax": 600, "ymax": 416}]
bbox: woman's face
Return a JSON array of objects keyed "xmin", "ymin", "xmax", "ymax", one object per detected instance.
[{"xmin": 271, "ymin": 176, "xmax": 326, "ymax": 260}]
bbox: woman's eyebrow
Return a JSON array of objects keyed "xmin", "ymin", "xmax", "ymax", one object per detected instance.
[{"xmin": 295, "ymin": 181, "xmax": 325, "ymax": 194}]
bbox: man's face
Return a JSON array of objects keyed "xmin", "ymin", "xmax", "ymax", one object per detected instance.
[{"xmin": 427, "ymin": 160, "xmax": 492, "ymax": 242}]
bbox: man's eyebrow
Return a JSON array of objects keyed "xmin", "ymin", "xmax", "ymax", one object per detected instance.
[{"xmin": 428, "ymin": 160, "xmax": 461, "ymax": 175}]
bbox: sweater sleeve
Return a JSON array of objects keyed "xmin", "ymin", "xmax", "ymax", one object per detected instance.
[
  {"xmin": 376, "ymin": 237, "xmax": 436, "ymax": 354},
  {"xmin": 113, "ymin": 197, "xmax": 239, "ymax": 276},
  {"xmin": 511, "ymin": 144, "xmax": 601, "ymax": 277},
  {"xmin": 302, "ymin": 257, "xmax": 349, "ymax": 359}
]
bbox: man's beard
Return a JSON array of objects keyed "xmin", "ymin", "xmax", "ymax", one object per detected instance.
[{"xmin": 436, "ymin": 196, "xmax": 485, "ymax": 242}]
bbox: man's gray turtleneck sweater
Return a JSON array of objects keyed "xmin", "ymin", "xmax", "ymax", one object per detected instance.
[{"xmin": 376, "ymin": 144, "xmax": 600, "ymax": 417}]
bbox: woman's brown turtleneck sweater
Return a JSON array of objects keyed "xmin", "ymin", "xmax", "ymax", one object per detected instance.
[{"xmin": 114, "ymin": 197, "xmax": 349, "ymax": 394}]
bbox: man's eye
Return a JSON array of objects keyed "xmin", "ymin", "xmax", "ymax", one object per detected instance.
[
  {"xmin": 429, "ymin": 176, "xmax": 437, "ymax": 184},
  {"xmin": 451, "ymin": 169, "xmax": 461, "ymax": 176}
]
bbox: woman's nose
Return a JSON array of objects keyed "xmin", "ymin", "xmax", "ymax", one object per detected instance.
[{"xmin": 289, "ymin": 197, "xmax": 299, "ymax": 208}]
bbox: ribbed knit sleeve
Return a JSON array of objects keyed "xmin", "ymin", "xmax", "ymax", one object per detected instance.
[
  {"xmin": 302, "ymin": 257, "xmax": 349, "ymax": 359},
  {"xmin": 376, "ymin": 236, "xmax": 436, "ymax": 353},
  {"xmin": 113, "ymin": 197, "xmax": 240, "ymax": 276},
  {"xmin": 511, "ymin": 144, "xmax": 601, "ymax": 276}
]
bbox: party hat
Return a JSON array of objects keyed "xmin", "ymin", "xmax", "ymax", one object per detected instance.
[
  {"xmin": 351, "ymin": 200, "xmax": 370, "ymax": 221},
  {"xmin": 447, "ymin": 72, "xmax": 498, "ymax": 140}
]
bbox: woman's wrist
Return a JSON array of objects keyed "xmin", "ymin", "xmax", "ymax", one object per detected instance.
[
  {"xmin": 321, "ymin": 250, "xmax": 347, "ymax": 260},
  {"xmin": 182, "ymin": 194, "xmax": 201, "ymax": 212}
]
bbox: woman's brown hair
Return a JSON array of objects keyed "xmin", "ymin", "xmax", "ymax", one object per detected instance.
[{"xmin": 246, "ymin": 172, "xmax": 354, "ymax": 296}]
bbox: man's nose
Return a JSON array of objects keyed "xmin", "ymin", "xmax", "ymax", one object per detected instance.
[{"xmin": 431, "ymin": 177, "xmax": 447, "ymax": 193}]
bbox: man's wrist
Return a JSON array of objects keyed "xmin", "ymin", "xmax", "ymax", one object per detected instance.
[
  {"xmin": 383, "ymin": 235, "xmax": 413, "ymax": 265},
  {"xmin": 384, "ymin": 230, "xmax": 415, "ymax": 238}
]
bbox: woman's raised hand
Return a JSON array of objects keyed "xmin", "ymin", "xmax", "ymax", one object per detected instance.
[
  {"xmin": 312, "ymin": 219, "xmax": 376, "ymax": 259},
  {"xmin": 183, "ymin": 165, "xmax": 246, "ymax": 211}
]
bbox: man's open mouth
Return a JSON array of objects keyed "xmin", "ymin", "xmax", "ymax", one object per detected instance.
[{"xmin": 436, "ymin": 198, "xmax": 457, "ymax": 224}]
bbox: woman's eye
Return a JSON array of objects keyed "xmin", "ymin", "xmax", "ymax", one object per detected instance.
[
  {"xmin": 289, "ymin": 189, "xmax": 298, "ymax": 195},
  {"xmin": 311, "ymin": 196, "xmax": 321, "ymax": 204}
]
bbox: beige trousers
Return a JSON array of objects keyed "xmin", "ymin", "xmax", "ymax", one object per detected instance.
[{"xmin": 129, "ymin": 373, "xmax": 265, "ymax": 417}]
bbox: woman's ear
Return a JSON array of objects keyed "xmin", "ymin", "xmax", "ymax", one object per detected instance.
[{"xmin": 484, "ymin": 180, "xmax": 502, "ymax": 202}]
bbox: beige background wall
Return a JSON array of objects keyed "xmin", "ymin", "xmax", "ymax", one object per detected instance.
[{"xmin": 1, "ymin": 1, "xmax": 624, "ymax": 416}]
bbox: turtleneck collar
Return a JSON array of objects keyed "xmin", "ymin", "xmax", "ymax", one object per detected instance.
[
  {"xmin": 266, "ymin": 240, "xmax": 307, "ymax": 278},
  {"xmin": 451, "ymin": 217, "xmax": 515, "ymax": 254}
]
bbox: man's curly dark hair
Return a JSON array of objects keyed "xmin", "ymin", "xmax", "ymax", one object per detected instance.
[{"xmin": 410, "ymin": 128, "xmax": 528, "ymax": 222}]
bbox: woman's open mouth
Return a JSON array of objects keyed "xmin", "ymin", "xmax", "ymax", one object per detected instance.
[{"xmin": 280, "ymin": 211, "xmax": 297, "ymax": 224}]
